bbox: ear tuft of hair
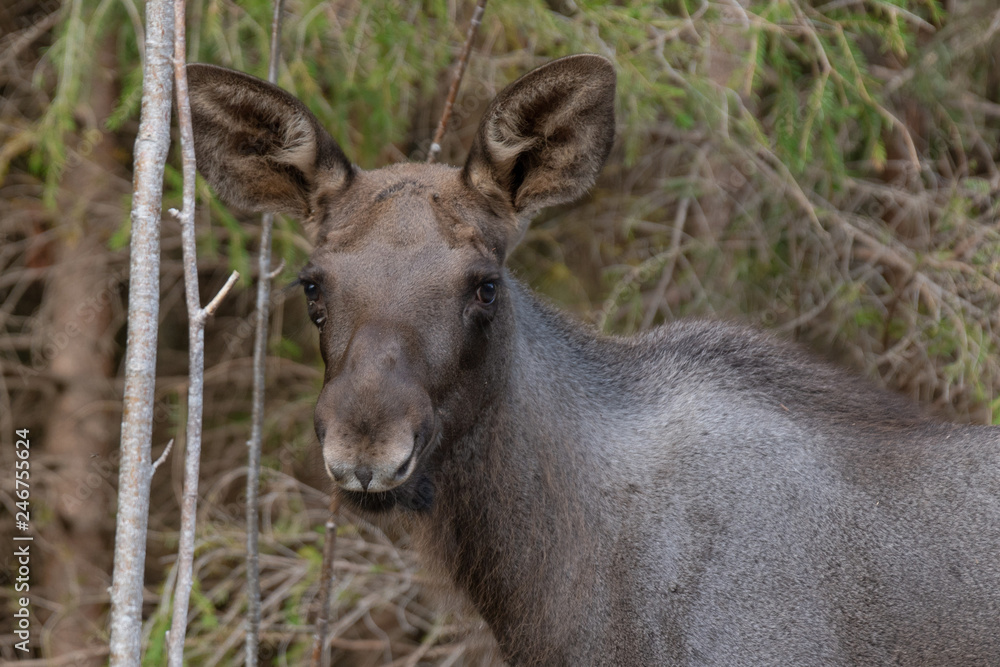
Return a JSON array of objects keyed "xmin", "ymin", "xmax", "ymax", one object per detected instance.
[
  {"xmin": 462, "ymin": 54, "xmax": 616, "ymax": 249},
  {"xmin": 187, "ymin": 64, "xmax": 352, "ymax": 218}
]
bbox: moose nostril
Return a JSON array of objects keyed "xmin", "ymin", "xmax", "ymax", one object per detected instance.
[
  {"xmin": 394, "ymin": 454, "xmax": 412, "ymax": 480},
  {"xmin": 355, "ymin": 466, "xmax": 373, "ymax": 492}
]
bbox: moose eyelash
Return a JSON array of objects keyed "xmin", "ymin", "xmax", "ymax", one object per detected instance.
[
  {"xmin": 286, "ymin": 267, "xmax": 323, "ymax": 295},
  {"xmin": 282, "ymin": 277, "xmax": 304, "ymax": 295}
]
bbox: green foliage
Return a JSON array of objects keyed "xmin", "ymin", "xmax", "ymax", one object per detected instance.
[
  {"xmin": 30, "ymin": 0, "xmax": 142, "ymax": 204},
  {"xmin": 142, "ymin": 607, "xmax": 171, "ymax": 667},
  {"xmin": 189, "ymin": 579, "xmax": 220, "ymax": 631},
  {"xmin": 566, "ymin": 0, "xmax": 1000, "ymax": 422}
]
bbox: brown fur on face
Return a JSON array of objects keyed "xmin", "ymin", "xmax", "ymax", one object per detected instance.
[
  {"xmin": 303, "ymin": 164, "xmax": 510, "ymax": 498},
  {"xmin": 188, "ymin": 55, "xmax": 616, "ymax": 502}
]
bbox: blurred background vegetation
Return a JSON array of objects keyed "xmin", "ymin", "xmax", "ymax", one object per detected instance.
[{"xmin": 1, "ymin": 0, "xmax": 999, "ymax": 664}]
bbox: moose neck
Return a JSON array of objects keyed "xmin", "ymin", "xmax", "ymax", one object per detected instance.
[{"xmin": 422, "ymin": 277, "xmax": 627, "ymax": 662}]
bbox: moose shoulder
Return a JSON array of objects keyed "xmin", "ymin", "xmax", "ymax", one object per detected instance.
[{"xmin": 188, "ymin": 56, "xmax": 1000, "ymax": 665}]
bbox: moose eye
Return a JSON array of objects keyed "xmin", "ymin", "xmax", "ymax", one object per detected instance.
[
  {"xmin": 476, "ymin": 281, "xmax": 497, "ymax": 305},
  {"xmin": 302, "ymin": 281, "xmax": 320, "ymax": 302}
]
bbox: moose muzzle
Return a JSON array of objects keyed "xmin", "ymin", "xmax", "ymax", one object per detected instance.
[{"xmin": 314, "ymin": 324, "xmax": 434, "ymax": 493}]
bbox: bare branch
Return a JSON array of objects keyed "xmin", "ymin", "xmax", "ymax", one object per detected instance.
[
  {"xmin": 640, "ymin": 148, "xmax": 707, "ymax": 330},
  {"xmin": 108, "ymin": 0, "xmax": 174, "ymax": 663},
  {"xmin": 427, "ymin": 0, "xmax": 488, "ymax": 165},
  {"xmin": 0, "ymin": 7, "xmax": 63, "ymax": 74},
  {"xmin": 311, "ymin": 495, "xmax": 341, "ymax": 667},
  {"xmin": 151, "ymin": 438, "xmax": 175, "ymax": 474},
  {"xmin": 268, "ymin": 258, "xmax": 286, "ymax": 281},
  {"xmin": 165, "ymin": 0, "xmax": 221, "ymax": 660},
  {"xmin": 247, "ymin": 2, "xmax": 286, "ymax": 664},
  {"xmin": 202, "ymin": 270, "xmax": 240, "ymax": 319}
]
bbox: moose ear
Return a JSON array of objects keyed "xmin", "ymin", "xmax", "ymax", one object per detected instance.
[
  {"xmin": 187, "ymin": 64, "xmax": 352, "ymax": 218},
  {"xmin": 462, "ymin": 54, "xmax": 615, "ymax": 244}
]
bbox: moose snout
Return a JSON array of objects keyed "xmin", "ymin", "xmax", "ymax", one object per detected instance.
[
  {"xmin": 314, "ymin": 325, "xmax": 433, "ymax": 494},
  {"xmin": 322, "ymin": 428, "xmax": 419, "ymax": 492}
]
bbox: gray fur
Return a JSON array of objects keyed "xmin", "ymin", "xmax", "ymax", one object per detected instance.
[{"xmin": 433, "ymin": 288, "xmax": 1000, "ymax": 664}]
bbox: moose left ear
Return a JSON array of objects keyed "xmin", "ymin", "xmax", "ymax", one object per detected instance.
[
  {"xmin": 188, "ymin": 63, "xmax": 353, "ymax": 219},
  {"xmin": 462, "ymin": 54, "xmax": 616, "ymax": 246}
]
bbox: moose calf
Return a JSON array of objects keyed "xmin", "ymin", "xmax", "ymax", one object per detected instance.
[{"xmin": 189, "ymin": 55, "xmax": 1000, "ymax": 665}]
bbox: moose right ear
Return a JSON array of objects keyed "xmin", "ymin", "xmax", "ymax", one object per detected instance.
[
  {"xmin": 462, "ymin": 54, "xmax": 616, "ymax": 252},
  {"xmin": 187, "ymin": 64, "xmax": 353, "ymax": 218}
]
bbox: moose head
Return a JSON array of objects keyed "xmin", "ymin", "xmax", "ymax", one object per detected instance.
[{"xmin": 188, "ymin": 55, "xmax": 615, "ymax": 510}]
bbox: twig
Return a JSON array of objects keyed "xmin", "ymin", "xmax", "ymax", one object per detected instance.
[
  {"xmin": 247, "ymin": 1, "xmax": 286, "ymax": 665},
  {"xmin": 641, "ymin": 148, "xmax": 706, "ymax": 330},
  {"xmin": 267, "ymin": 258, "xmax": 286, "ymax": 280},
  {"xmin": 961, "ymin": 93, "xmax": 1000, "ymax": 119},
  {"xmin": 401, "ymin": 619, "xmax": 445, "ymax": 667},
  {"xmin": 11, "ymin": 646, "xmax": 111, "ymax": 666},
  {"xmin": 203, "ymin": 271, "xmax": 240, "ymax": 318},
  {"xmin": 108, "ymin": 0, "xmax": 174, "ymax": 663},
  {"xmin": 310, "ymin": 494, "xmax": 341, "ymax": 667},
  {"xmin": 640, "ymin": 195, "xmax": 691, "ymax": 330},
  {"xmin": 151, "ymin": 438, "xmax": 174, "ymax": 473},
  {"xmin": 829, "ymin": 22, "xmax": 920, "ymax": 172},
  {"xmin": 0, "ymin": 8, "xmax": 63, "ymax": 74},
  {"xmin": 427, "ymin": 0, "xmax": 488, "ymax": 164}
]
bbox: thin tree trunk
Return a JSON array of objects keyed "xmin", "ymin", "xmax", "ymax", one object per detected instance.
[
  {"xmin": 246, "ymin": 3, "xmax": 285, "ymax": 664},
  {"xmin": 166, "ymin": 1, "xmax": 239, "ymax": 660},
  {"xmin": 427, "ymin": 0, "xmax": 488, "ymax": 164},
  {"xmin": 108, "ymin": 0, "xmax": 174, "ymax": 662},
  {"xmin": 165, "ymin": 6, "xmax": 200, "ymax": 663},
  {"xmin": 310, "ymin": 495, "xmax": 340, "ymax": 667}
]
